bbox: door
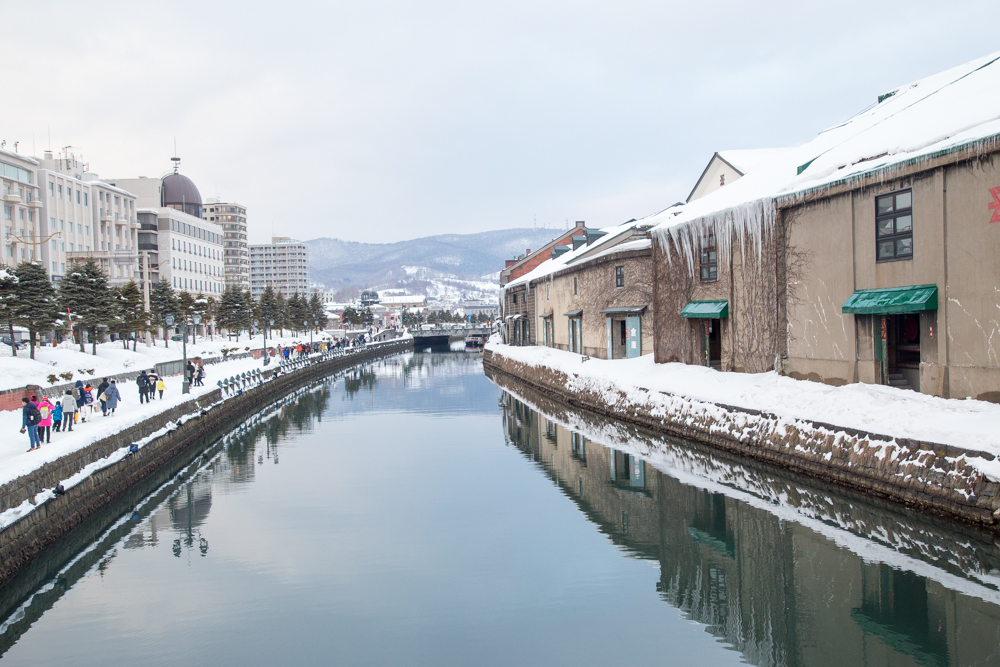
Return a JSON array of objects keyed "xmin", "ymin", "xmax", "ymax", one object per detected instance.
[
  {"xmin": 606, "ymin": 318, "xmax": 612, "ymax": 359},
  {"xmin": 625, "ymin": 316, "xmax": 641, "ymax": 358},
  {"xmin": 708, "ymin": 318, "xmax": 721, "ymax": 369}
]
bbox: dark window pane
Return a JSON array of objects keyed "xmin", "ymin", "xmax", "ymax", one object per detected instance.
[
  {"xmin": 701, "ymin": 267, "xmax": 710, "ymax": 281},
  {"xmin": 896, "ymin": 237, "xmax": 913, "ymax": 256},
  {"xmin": 896, "ymin": 191, "xmax": 912, "ymax": 210},
  {"xmin": 877, "ymin": 195, "xmax": 894, "ymax": 215},
  {"xmin": 878, "ymin": 240, "xmax": 895, "ymax": 259},
  {"xmin": 895, "ymin": 214, "xmax": 912, "ymax": 233},
  {"xmin": 708, "ymin": 251, "xmax": 717, "ymax": 262},
  {"xmin": 877, "ymin": 219, "xmax": 894, "ymax": 237}
]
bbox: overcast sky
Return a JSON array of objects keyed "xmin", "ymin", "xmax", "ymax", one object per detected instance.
[{"xmin": 2, "ymin": 1, "xmax": 994, "ymax": 244}]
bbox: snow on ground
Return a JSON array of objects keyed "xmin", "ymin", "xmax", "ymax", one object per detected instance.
[
  {"xmin": 487, "ymin": 342, "xmax": 1000, "ymax": 454},
  {"xmin": 0, "ymin": 334, "xmax": 330, "ymax": 392},
  {"xmin": 0, "ymin": 352, "xmax": 270, "ymax": 489}
]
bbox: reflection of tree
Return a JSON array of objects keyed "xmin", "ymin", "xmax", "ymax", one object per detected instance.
[{"xmin": 343, "ymin": 368, "xmax": 378, "ymax": 399}]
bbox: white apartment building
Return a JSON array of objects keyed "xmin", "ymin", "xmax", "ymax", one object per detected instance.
[
  {"xmin": 249, "ymin": 237, "xmax": 309, "ymax": 299},
  {"xmin": 204, "ymin": 199, "xmax": 249, "ymax": 290},
  {"xmin": 1, "ymin": 148, "xmax": 42, "ymax": 270},
  {"xmin": 110, "ymin": 161, "xmax": 224, "ymax": 294}
]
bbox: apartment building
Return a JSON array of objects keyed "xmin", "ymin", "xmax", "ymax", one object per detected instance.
[
  {"xmin": 110, "ymin": 161, "xmax": 224, "ymax": 294},
  {"xmin": 249, "ymin": 237, "xmax": 309, "ymax": 299},
  {"xmin": 0, "ymin": 148, "xmax": 42, "ymax": 270},
  {"xmin": 204, "ymin": 199, "xmax": 249, "ymax": 290}
]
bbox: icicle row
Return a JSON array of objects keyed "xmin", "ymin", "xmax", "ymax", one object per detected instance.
[{"xmin": 651, "ymin": 198, "xmax": 776, "ymax": 276}]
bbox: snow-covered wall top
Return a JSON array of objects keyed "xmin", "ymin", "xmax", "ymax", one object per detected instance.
[{"xmin": 649, "ymin": 50, "xmax": 1000, "ymax": 271}]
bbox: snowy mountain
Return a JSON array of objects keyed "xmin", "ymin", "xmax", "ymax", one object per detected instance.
[{"xmin": 306, "ymin": 228, "xmax": 565, "ymax": 296}]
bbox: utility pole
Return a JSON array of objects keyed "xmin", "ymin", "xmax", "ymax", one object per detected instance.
[{"xmin": 142, "ymin": 252, "xmax": 152, "ymax": 346}]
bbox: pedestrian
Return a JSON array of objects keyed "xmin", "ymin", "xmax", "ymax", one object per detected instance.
[
  {"xmin": 146, "ymin": 374, "xmax": 158, "ymax": 399},
  {"xmin": 196, "ymin": 364, "xmax": 205, "ymax": 387},
  {"xmin": 37, "ymin": 395, "xmax": 55, "ymax": 444},
  {"xmin": 156, "ymin": 376, "xmax": 165, "ymax": 399},
  {"xmin": 20, "ymin": 397, "xmax": 42, "ymax": 451},
  {"xmin": 74, "ymin": 380, "xmax": 86, "ymax": 423},
  {"xmin": 104, "ymin": 380, "xmax": 122, "ymax": 415},
  {"xmin": 186, "ymin": 361, "xmax": 195, "ymax": 386},
  {"xmin": 61, "ymin": 390, "xmax": 76, "ymax": 431},
  {"xmin": 83, "ymin": 383, "xmax": 95, "ymax": 419},
  {"xmin": 137, "ymin": 370, "xmax": 150, "ymax": 404},
  {"xmin": 52, "ymin": 400, "xmax": 63, "ymax": 433},
  {"xmin": 97, "ymin": 377, "xmax": 110, "ymax": 416}
]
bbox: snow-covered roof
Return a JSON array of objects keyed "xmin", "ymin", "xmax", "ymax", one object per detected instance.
[
  {"xmin": 649, "ymin": 50, "xmax": 1000, "ymax": 266},
  {"xmin": 381, "ymin": 295, "xmax": 427, "ymax": 305},
  {"xmin": 88, "ymin": 180, "xmax": 137, "ymax": 198},
  {"xmin": 716, "ymin": 148, "xmax": 792, "ymax": 175},
  {"xmin": 504, "ymin": 218, "xmax": 656, "ymax": 289},
  {"xmin": 0, "ymin": 147, "xmax": 38, "ymax": 166}
]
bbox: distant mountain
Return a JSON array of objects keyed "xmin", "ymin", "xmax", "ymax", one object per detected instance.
[{"xmin": 306, "ymin": 228, "xmax": 565, "ymax": 291}]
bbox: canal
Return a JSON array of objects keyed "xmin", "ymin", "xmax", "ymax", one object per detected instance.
[{"xmin": 0, "ymin": 351, "xmax": 999, "ymax": 666}]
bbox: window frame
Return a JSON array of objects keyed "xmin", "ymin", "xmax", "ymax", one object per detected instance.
[
  {"xmin": 875, "ymin": 188, "xmax": 913, "ymax": 263},
  {"xmin": 700, "ymin": 231, "xmax": 718, "ymax": 282},
  {"xmin": 615, "ymin": 265, "xmax": 625, "ymax": 288}
]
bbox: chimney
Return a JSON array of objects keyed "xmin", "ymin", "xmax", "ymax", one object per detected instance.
[
  {"xmin": 505, "ymin": 259, "xmax": 516, "ymax": 268},
  {"xmin": 525, "ymin": 249, "xmax": 531, "ymax": 256},
  {"xmin": 574, "ymin": 220, "xmax": 586, "ymax": 230}
]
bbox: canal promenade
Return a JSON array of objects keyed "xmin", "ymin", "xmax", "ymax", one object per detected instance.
[
  {"xmin": 0, "ymin": 337, "xmax": 412, "ymax": 586},
  {"xmin": 484, "ymin": 341, "xmax": 1000, "ymax": 528}
]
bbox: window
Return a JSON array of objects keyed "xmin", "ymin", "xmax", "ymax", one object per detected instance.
[
  {"xmin": 83, "ymin": 192, "xmax": 88, "ymax": 206},
  {"xmin": 573, "ymin": 277, "xmax": 577, "ymax": 295},
  {"xmin": 615, "ymin": 265, "xmax": 625, "ymax": 288},
  {"xmin": 61, "ymin": 263, "xmax": 65, "ymax": 273},
  {"xmin": 700, "ymin": 232, "xmax": 718, "ymax": 282},
  {"xmin": 58, "ymin": 184, "xmax": 62, "ymax": 197},
  {"xmin": 48, "ymin": 182, "xmax": 54, "ymax": 196},
  {"xmin": 76, "ymin": 190, "xmax": 80, "ymax": 204},
  {"xmin": 513, "ymin": 293, "xmax": 518, "ymax": 304},
  {"xmin": 876, "ymin": 189, "xmax": 913, "ymax": 262},
  {"xmin": 2, "ymin": 205, "xmax": 9, "ymax": 220}
]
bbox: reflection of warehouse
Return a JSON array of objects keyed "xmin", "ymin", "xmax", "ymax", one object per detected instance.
[{"xmin": 500, "ymin": 392, "xmax": 1000, "ymax": 667}]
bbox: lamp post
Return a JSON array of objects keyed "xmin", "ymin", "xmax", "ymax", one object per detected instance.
[
  {"xmin": 166, "ymin": 314, "xmax": 189, "ymax": 394},
  {"xmin": 305, "ymin": 320, "xmax": 311, "ymax": 348}
]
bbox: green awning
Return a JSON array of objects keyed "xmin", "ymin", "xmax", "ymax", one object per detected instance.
[
  {"xmin": 681, "ymin": 300, "xmax": 729, "ymax": 318},
  {"xmin": 842, "ymin": 284, "xmax": 937, "ymax": 315}
]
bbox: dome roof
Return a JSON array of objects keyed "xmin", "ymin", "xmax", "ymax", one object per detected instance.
[{"xmin": 161, "ymin": 172, "xmax": 202, "ymax": 208}]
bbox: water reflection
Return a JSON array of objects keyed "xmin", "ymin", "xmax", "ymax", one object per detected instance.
[{"xmin": 497, "ymin": 385, "xmax": 1000, "ymax": 667}]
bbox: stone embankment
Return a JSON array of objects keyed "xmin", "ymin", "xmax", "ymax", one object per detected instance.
[
  {"xmin": 0, "ymin": 339, "xmax": 411, "ymax": 586},
  {"xmin": 484, "ymin": 348, "xmax": 1000, "ymax": 530}
]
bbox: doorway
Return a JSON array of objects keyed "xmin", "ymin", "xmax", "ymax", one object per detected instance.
[
  {"xmin": 707, "ymin": 319, "xmax": 721, "ymax": 369},
  {"xmin": 883, "ymin": 314, "xmax": 919, "ymax": 390},
  {"xmin": 610, "ymin": 319, "xmax": 626, "ymax": 359}
]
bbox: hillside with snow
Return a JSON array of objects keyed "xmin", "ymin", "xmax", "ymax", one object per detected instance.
[{"xmin": 306, "ymin": 228, "xmax": 564, "ymax": 295}]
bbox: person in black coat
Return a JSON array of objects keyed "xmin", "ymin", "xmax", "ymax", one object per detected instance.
[
  {"xmin": 97, "ymin": 378, "xmax": 110, "ymax": 416},
  {"xmin": 137, "ymin": 370, "xmax": 150, "ymax": 404}
]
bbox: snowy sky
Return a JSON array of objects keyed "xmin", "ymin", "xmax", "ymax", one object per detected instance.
[{"xmin": 2, "ymin": 0, "xmax": 993, "ymax": 244}]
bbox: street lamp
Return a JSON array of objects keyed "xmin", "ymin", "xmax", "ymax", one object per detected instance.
[
  {"xmin": 304, "ymin": 320, "xmax": 312, "ymax": 348},
  {"xmin": 166, "ymin": 313, "xmax": 190, "ymax": 394}
]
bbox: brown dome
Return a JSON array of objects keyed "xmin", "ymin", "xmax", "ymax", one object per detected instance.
[{"xmin": 162, "ymin": 172, "xmax": 203, "ymax": 218}]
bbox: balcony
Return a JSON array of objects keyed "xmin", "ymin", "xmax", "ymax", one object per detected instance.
[
  {"xmin": 25, "ymin": 193, "xmax": 42, "ymax": 208},
  {"xmin": 100, "ymin": 211, "xmax": 113, "ymax": 223},
  {"xmin": 2, "ymin": 189, "xmax": 21, "ymax": 203}
]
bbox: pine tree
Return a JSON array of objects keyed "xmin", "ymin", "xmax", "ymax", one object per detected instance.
[
  {"xmin": 176, "ymin": 291, "xmax": 196, "ymax": 343},
  {"xmin": 309, "ymin": 292, "xmax": 327, "ymax": 329},
  {"xmin": 0, "ymin": 268, "xmax": 19, "ymax": 357},
  {"xmin": 59, "ymin": 259, "xmax": 115, "ymax": 354},
  {"xmin": 12, "ymin": 261, "xmax": 59, "ymax": 359},
  {"xmin": 257, "ymin": 286, "xmax": 280, "ymax": 337},
  {"xmin": 274, "ymin": 291, "xmax": 287, "ymax": 336},
  {"xmin": 216, "ymin": 285, "xmax": 246, "ymax": 340},
  {"xmin": 118, "ymin": 280, "xmax": 148, "ymax": 351},
  {"xmin": 149, "ymin": 279, "xmax": 177, "ymax": 348}
]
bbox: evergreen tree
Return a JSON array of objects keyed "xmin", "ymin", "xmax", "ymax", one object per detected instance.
[
  {"xmin": 287, "ymin": 292, "xmax": 309, "ymax": 333},
  {"xmin": 0, "ymin": 268, "xmax": 19, "ymax": 357},
  {"xmin": 240, "ymin": 289, "xmax": 255, "ymax": 334},
  {"xmin": 216, "ymin": 285, "xmax": 246, "ymax": 341},
  {"xmin": 274, "ymin": 291, "xmax": 287, "ymax": 336},
  {"xmin": 59, "ymin": 259, "xmax": 115, "ymax": 355},
  {"xmin": 309, "ymin": 292, "xmax": 327, "ymax": 329},
  {"xmin": 257, "ymin": 286, "xmax": 280, "ymax": 338},
  {"xmin": 12, "ymin": 261, "xmax": 59, "ymax": 359},
  {"xmin": 149, "ymin": 279, "xmax": 177, "ymax": 348},
  {"xmin": 118, "ymin": 280, "xmax": 148, "ymax": 351},
  {"xmin": 341, "ymin": 306, "xmax": 359, "ymax": 328}
]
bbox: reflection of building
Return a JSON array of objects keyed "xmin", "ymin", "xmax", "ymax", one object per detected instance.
[{"xmin": 500, "ymin": 391, "xmax": 1000, "ymax": 667}]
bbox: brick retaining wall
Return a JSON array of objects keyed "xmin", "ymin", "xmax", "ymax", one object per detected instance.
[{"xmin": 483, "ymin": 348, "xmax": 1000, "ymax": 530}]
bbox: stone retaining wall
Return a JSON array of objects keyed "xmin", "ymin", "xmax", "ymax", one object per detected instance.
[
  {"xmin": 484, "ymin": 348, "xmax": 1000, "ymax": 530},
  {"xmin": 0, "ymin": 339, "xmax": 412, "ymax": 586}
]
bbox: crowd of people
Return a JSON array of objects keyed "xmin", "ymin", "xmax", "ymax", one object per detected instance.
[{"xmin": 18, "ymin": 369, "xmax": 172, "ymax": 452}]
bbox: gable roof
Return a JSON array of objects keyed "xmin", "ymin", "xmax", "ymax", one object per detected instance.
[{"xmin": 650, "ymin": 50, "xmax": 1000, "ymax": 267}]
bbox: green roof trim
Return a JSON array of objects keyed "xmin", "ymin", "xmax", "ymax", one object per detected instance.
[
  {"xmin": 681, "ymin": 300, "xmax": 729, "ymax": 318},
  {"xmin": 842, "ymin": 284, "xmax": 938, "ymax": 315}
]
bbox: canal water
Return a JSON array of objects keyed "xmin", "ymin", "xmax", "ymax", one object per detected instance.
[{"xmin": 1, "ymin": 351, "xmax": 999, "ymax": 666}]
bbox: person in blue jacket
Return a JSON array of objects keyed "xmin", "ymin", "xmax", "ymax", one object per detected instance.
[{"xmin": 20, "ymin": 397, "xmax": 41, "ymax": 451}]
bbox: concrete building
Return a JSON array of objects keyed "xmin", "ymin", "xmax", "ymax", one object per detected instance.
[
  {"xmin": 249, "ymin": 236, "xmax": 309, "ymax": 299},
  {"xmin": 109, "ymin": 161, "xmax": 225, "ymax": 294},
  {"xmin": 204, "ymin": 199, "xmax": 249, "ymax": 290},
  {"xmin": 1, "ymin": 148, "xmax": 42, "ymax": 271}
]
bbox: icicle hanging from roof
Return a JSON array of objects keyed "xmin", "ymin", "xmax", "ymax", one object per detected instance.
[{"xmin": 652, "ymin": 197, "xmax": 776, "ymax": 274}]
